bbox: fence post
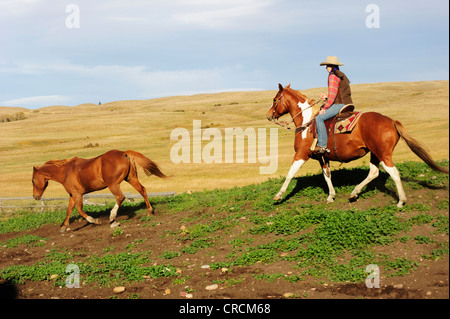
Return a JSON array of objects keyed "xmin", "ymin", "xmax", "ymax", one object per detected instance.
[{"xmin": 41, "ymin": 197, "xmax": 45, "ymax": 213}]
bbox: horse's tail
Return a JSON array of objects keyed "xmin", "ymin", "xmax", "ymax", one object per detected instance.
[
  {"xmin": 393, "ymin": 121, "xmax": 449, "ymax": 174},
  {"xmin": 125, "ymin": 150, "xmax": 168, "ymax": 178}
]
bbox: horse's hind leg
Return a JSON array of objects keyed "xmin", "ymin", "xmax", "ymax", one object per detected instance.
[
  {"xmin": 381, "ymin": 161, "xmax": 406, "ymax": 208},
  {"xmin": 127, "ymin": 176, "xmax": 153, "ymax": 215},
  {"xmin": 350, "ymin": 154, "xmax": 380, "ymax": 202}
]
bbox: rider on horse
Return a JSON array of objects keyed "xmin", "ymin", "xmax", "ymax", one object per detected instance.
[{"xmin": 315, "ymin": 56, "xmax": 353, "ymax": 154}]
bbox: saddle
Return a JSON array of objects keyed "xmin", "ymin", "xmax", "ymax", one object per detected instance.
[{"xmin": 309, "ymin": 104, "xmax": 364, "ymax": 155}]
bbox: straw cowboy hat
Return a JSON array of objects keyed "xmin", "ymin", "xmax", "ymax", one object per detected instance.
[{"xmin": 320, "ymin": 56, "xmax": 344, "ymax": 66}]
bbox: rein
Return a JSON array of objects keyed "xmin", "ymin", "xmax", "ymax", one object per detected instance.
[{"xmin": 271, "ymin": 98, "xmax": 323, "ymax": 133}]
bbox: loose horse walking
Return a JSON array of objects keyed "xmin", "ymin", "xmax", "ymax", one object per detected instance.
[
  {"xmin": 267, "ymin": 84, "xmax": 448, "ymax": 207},
  {"xmin": 32, "ymin": 149, "xmax": 167, "ymax": 232}
]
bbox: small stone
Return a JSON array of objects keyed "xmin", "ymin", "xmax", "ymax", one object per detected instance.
[
  {"xmin": 205, "ymin": 284, "xmax": 218, "ymax": 291},
  {"xmin": 186, "ymin": 293, "xmax": 193, "ymax": 299},
  {"xmin": 393, "ymin": 284, "xmax": 403, "ymax": 289},
  {"xmin": 113, "ymin": 286, "xmax": 125, "ymax": 294},
  {"xmin": 221, "ymin": 267, "xmax": 229, "ymax": 273},
  {"xmin": 426, "ymin": 291, "xmax": 432, "ymax": 296},
  {"xmin": 283, "ymin": 292, "xmax": 295, "ymax": 298},
  {"xmin": 201, "ymin": 265, "xmax": 210, "ymax": 269},
  {"xmin": 50, "ymin": 274, "xmax": 59, "ymax": 280},
  {"xmin": 176, "ymin": 268, "xmax": 182, "ymax": 274},
  {"xmin": 164, "ymin": 288, "xmax": 171, "ymax": 295}
]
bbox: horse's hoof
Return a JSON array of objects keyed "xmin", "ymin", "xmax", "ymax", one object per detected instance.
[
  {"xmin": 110, "ymin": 221, "xmax": 120, "ymax": 229},
  {"xmin": 87, "ymin": 216, "xmax": 101, "ymax": 224},
  {"xmin": 60, "ymin": 227, "xmax": 67, "ymax": 233},
  {"xmin": 273, "ymin": 195, "xmax": 281, "ymax": 201}
]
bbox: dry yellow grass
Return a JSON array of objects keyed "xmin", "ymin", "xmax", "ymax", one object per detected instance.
[{"xmin": 0, "ymin": 81, "xmax": 448, "ymax": 198}]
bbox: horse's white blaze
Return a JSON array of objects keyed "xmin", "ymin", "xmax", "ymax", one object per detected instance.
[
  {"xmin": 110, "ymin": 203, "xmax": 119, "ymax": 221},
  {"xmin": 297, "ymin": 100, "xmax": 312, "ymax": 139},
  {"xmin": 276, "ymin": 159, "xmax": 305, "ymax": 198},
  {"xmin": 381, "ymin": 161, "xmax": 406, "ymax": 207}
]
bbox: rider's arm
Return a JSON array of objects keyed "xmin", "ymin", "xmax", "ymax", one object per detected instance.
[{"xmin": 323, "ymin": 73, "xmax": 340, "ymax": 110}]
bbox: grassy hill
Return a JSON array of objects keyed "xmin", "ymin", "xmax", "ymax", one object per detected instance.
[
  {"xmin": 0, "ymin": 80, "xmax": 448, "ymax": 198},
  {"xmin": 0, "ymin": 161, "xmax": 448, "ymax": 299}
]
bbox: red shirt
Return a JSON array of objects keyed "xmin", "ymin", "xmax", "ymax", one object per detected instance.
[{"xmin": 324, "ymin": 73, "xmax": 341, "ymax": 110}]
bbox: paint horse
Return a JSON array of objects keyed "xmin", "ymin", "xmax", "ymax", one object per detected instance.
[
  {"xmin": 267, "ymin": 84, "xmax": 448, "ymax": 207},
  {"xmin": 32, "ymin": 150, "xmax": 167, "ymax": 232}
]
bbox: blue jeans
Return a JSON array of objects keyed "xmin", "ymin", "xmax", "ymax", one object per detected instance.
[{"xmin": 315, "ymin": 103, "xmax": 345, "ymax": 148}]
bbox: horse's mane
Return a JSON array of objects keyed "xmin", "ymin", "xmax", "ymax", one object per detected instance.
[
  {"xmin": 45, "ymin": 158, "xmax": 75, "ymax": 167},
  {"xmin": 284, "ymin": 86, "xmax": 316, "ymax": 105}
]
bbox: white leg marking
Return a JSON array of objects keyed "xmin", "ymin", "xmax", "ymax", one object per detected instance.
[
  {"xmin": 381, "ymin": 161, "xmax": 406, "ymax": 207},
  {"xmin": 110, "ymin": 203, "xmax": 119, "ymax": 222},
  {"xmin": 323, "ymin": 167, "xmax": 335, "ymax": 203},
  {"xmin": 86, "ymin": 216, "xmax": 100, "ymax": 224},
  {"xmin": 274, "ymin": 159, "xmax": 305, "ymax": 200},
  {"xmin": 350, "ymin": 162, "xmax": 379, "ymax": 199}
]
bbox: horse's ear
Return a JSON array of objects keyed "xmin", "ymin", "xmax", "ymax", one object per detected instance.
[
  {"xmin": 33, "ymin": 166, "xmax": 38, "ymax": 172},
  {"xmin": 278, "ymin": 83, "xmax": 283, "ymax": 91},
  {"xmin": 286, "ymin": 83, "xmax": 291, "ymax": 89}
]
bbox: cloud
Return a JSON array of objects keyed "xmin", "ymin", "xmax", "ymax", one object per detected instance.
[
  {"xmin": 1, "ymin": 95, "xmax": 70, "ymax": 107},
  {"xmin": 172, "ymin": 0, "xmax": 275, "ymax": 29},
  {"xmin": 0, "ymin": 0, "xmax": 42, "ymax": 16},
  {"xmin": 0, "ymin": 60, "xmax": 268, "ymax": 107}
]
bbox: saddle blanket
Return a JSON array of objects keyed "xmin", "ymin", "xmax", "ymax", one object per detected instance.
[{"xmin": 332, "ymin": 112, "xmax": 363, "ymax": 134}]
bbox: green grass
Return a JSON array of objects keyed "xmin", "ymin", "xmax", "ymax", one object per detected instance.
[
  {"xmin": 0, "ymin": 234, "xmax": 47, "ymax": 249},
  {"xmin": 0, "ymin": 249, "xmax": 179, "ymax": 286},
  {"xmin": 0, "ymin": 160, "xmax": 448, "ymax": 287}
]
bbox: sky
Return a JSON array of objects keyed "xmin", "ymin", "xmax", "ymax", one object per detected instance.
[{"xmin": 0, "ymin": 0, "xmax": 448, "ymax": 109}]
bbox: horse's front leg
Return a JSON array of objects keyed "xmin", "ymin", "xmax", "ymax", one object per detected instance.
[
  {"xmin": 322, "ymin": 160, "xmax": 335, "ymax": 203},
  {"xmin": 74, "ymin": 194, "xmax": 101, "ymax": 225},
  {"xmin": 108, "ymin": 183, "xmax": 126, "ymax": 228},
  {"xmin": 274, "ymin": 158, "xmax": 306, "ymax": 200},
  {"xmin": 60, "ymin": 195, "xmax": 76, "ymax": 232}
]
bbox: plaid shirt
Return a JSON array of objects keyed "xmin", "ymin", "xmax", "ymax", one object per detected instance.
[{"xmin": 324, "ymin": 73, "xmax": 341, "ymax": 109}]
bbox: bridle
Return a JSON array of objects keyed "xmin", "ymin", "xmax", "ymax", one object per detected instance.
[
  {"xmin": 268, "ymin": 92, "xmax": 285, "ymax": 121},
  {"xmin": 268, "ymin": 92, "xmax": 323, "ymax": 132}
]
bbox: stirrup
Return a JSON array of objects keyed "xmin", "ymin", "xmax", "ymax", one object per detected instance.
[{"xmin": 314, "ymin": 146, "xmax": 330, "ymax": 154}]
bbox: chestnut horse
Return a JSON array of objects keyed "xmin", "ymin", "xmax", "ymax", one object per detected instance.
[
  {"xmin": 32, "ymin": 149, "xmax": 167, "ymax": 232},
  {"xmin": 267, "ymin": 84, "xmax": 448, "ymax": 207}
]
